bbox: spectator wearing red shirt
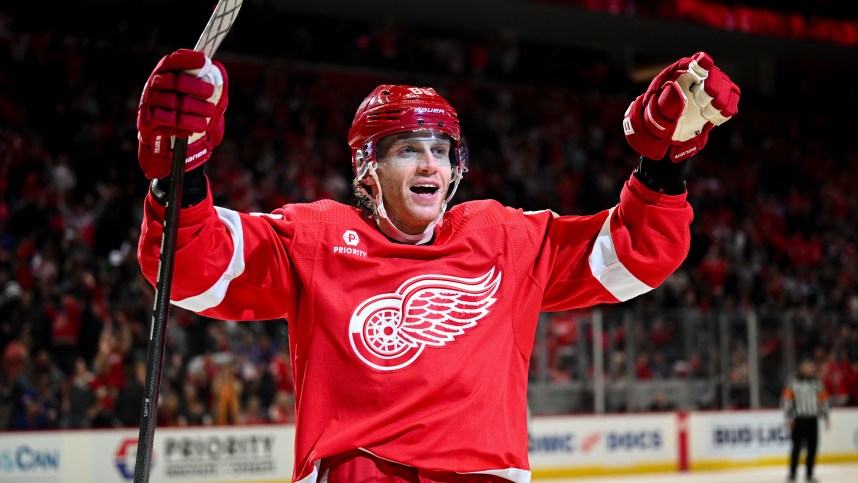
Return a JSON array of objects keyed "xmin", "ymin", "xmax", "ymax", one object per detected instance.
[
  {"xmin": 820, "ymin": 351, "xmax": 851, "ymax": 406},
  {"xmin": 93, "ymin": 324, "xmax": 131, "ymax": 392},
  {"xmin": 241, "ymin": 395, "xmax": 269, "ymax": 425},
  {"xmin": 636, "ymin": 352, "xmax": 653, "ymax": 380},
  {"xmin": 269, "ymin": 390, "xmax": 295, "ymax": 424},
  {"xmin": 268, "ymin": 344, "xmax": 294, "ymax": 395},
  {"xmin": 47, "ymin": 294, "xmax": 82, "ymax": 375}
]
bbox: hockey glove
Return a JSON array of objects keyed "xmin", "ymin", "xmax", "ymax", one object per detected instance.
[
  {"xmin": 137, "ymin": 49, "xmax": 228, "ymax": 179},
  {"xmin": 623, "ymin": 52, "xmax": 740, "ymax": 162}
]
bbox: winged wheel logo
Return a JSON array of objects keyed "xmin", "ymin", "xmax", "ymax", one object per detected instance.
[{"xmin": 348, "ymin": 268, "xmax": 502, "ymax": 371}]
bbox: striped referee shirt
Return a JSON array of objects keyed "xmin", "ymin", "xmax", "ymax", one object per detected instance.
[{"xmin": 781, "ymin": 375, "xmax": 830, "ymax": 420}]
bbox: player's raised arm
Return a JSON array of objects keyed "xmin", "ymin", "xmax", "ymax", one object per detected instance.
[
  {"xmin": 135, "ymin": 50, "xmax": 296, "ymax": 321},
  {"xmin": 537, "ymin": 52, "xmax": 740, "ymax": 311}
]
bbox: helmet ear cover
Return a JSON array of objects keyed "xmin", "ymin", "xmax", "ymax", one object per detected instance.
[{"xmin": 353, "ymin": 147, "xmax": 372, "ymax": 182}]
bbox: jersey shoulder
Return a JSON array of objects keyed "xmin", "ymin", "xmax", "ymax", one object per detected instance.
[
  {"xmin": 442, "ymin": 199, "xmax": 549, "ymax": 243},
  {"xmin": 274, "ymin": 199, "xmax": 368, "ymax": 226},
  {"xmin": 445, "ymin": 199, "xmax": 520, "ymax": 226}
]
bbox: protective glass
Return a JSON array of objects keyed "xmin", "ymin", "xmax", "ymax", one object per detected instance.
[{"xmin": 375, "ymin": 131, "xmax": 456, "ymax": 168}]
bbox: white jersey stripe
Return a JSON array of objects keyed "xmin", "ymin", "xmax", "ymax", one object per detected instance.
[
  {"xmin": 463, "ymin": 467, "xmax": 532, "ymax": 482},
  {"xmin": 588, "ymin": 206, "xmax": 654, "ymax": 302},
  {"xmin": 172, "ymin": 207, "xmax": 245, "ymax": 312},
  {"xmin": 295, "ymin": 462, "xmax": 320, "ymax": 483}
]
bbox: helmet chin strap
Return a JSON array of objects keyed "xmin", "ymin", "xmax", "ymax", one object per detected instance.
[{"xmin": 358, "ymin": 163, "xmax": 464, "ymax": 245}]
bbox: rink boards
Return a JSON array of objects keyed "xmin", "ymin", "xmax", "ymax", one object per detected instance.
[
  {"xmin": 1, "ymin": 409, "xmax": 857, "ymax": 481},
  {"xmin": 528, "ymin": 409, "xmax": 858, "ymax": 478}
]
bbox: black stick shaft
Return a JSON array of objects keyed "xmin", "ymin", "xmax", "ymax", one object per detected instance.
[{"xmin": 133, "ymin": 137, "xmax": 187, "ymax": 483}]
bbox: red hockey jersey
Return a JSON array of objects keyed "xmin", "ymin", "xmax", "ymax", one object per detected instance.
[{"xmin": 138, "ymin": 174, "xmax": 692, "ymax": 482}]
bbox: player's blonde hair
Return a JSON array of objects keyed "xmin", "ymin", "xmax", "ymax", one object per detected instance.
[{"xmin": 352, "ymin": 177, "xmax": 376, "ymax": 215}]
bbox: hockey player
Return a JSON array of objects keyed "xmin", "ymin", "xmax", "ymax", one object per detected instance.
[{"xmin": 136, "ymin": 49, "xmax": 739, "ymax": 482}]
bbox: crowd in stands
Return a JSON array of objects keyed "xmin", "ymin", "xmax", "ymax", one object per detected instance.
[
  {"xmin": 1, "ymin": 4, "xmax": 856, "ymax": 430},
  {"xmin": 536, "ymin": 0, "xmax": 858, "ymax": 46}
]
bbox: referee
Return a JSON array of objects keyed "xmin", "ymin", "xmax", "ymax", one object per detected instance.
[{"xmin": 781, "ymin": 358, "xmax": 831, "ymax": 483}]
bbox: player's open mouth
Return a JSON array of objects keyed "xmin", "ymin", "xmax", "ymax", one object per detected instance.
[{"xmin": 410, "ymin": 184, "xmax": 439, "ymax": 195}]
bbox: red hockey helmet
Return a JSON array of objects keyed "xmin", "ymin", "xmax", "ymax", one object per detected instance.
[{"xmin": 348, "ymin": 85, "xmax": 468, "ymax": 178}]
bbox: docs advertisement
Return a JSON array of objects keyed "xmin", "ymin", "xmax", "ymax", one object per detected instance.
[{"xmin": 528, "ymin": 414, "xmax": 676, "ymax": 475}]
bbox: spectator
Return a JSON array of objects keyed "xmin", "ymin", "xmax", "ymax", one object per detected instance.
[
  {"xmin": 14, "ymin": 371, "xmax": 59, "ymax": 429},
  {"xmin": 648, "ymin": 391, "xmax": 676, "ymax": 412},
  {"xmin": 61, "ymin": 357, "xmax": 95, "ymax": 429},
  {"xmin": 158, "ymin": 390, "xmax": 182, "ymax": 427},
  {"xmin": 241, "ymin": 395, "xmax": 268, "ymax": 425},
  {"xmin": 114, "ymin": 359, "xmax": 145, "ymax": 427},
  {"xmin": 269, "ymin": 390, "xmax": 295, "ymax": 424},
  {"xmin": 211, "ymin": 360, "xmax": 242, "ymax": 425},
  {"xmin": 46, "ymin": 294, "xmax": 83, "ymax": 375},
  {"xmin": 1, "ymin": 341, "xmax": 30, "ymax": 430},
  {"xmin": 179, "ymin": 384, "xmax": 211, "ymax": 426}
]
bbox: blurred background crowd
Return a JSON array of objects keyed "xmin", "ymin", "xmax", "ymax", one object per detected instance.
[
  {"xmin": 537, "ymin": 0, "xmax": 858, "ymax": 45},
  {"xmin": 0, "ymin": 0, "xmax": 856, "ymax": 431}
]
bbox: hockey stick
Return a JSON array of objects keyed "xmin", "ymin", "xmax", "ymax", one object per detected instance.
[{"xmin": 133, "ymin": 2, "xmax": 242, "ymax": 482}]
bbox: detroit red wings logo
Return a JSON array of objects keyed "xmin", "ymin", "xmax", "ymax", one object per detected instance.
[{"xmin": 349, "ymin": 268, "xmax": 502, "ymax": 371}]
